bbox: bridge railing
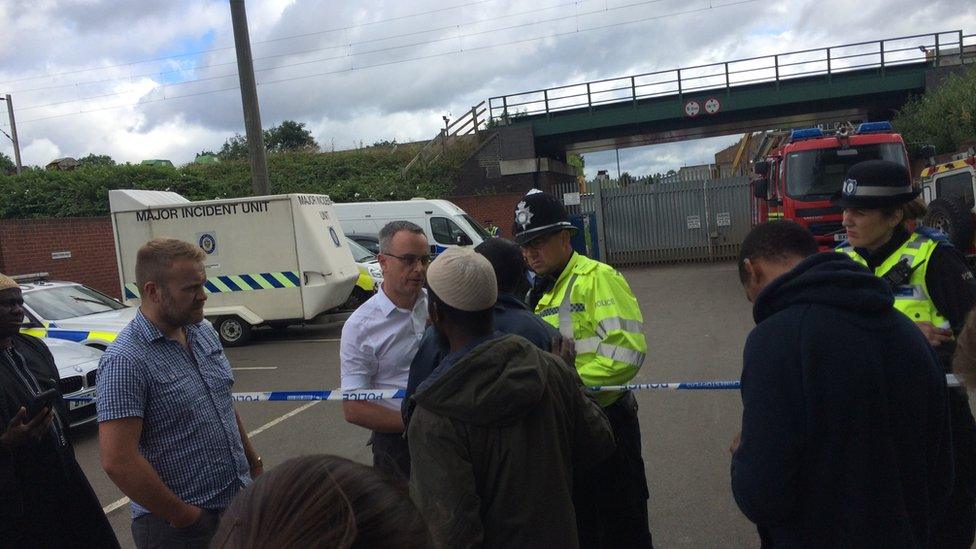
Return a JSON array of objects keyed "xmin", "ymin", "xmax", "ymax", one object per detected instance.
[{"xmin": 488, "ymin": 30, "xmax": 974, "ymax": 122}]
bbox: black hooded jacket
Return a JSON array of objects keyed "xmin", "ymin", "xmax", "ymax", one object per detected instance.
[{"xmin": 731, "ymin": 253, "xmax": 953, "ymax": 547}]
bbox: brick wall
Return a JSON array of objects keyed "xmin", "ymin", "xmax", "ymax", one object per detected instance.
[
  {"xmin": 450, "ymin": 192, "xmax": 525, "ymax": 239},
  {"xmin": 0, "ymin": 217, "xmax": 121, "ymax": 298}
]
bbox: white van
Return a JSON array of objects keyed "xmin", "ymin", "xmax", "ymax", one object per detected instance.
[
  {"xmin": 109, "ymin": 190, "xmax": 359, "ymax": 346},
  {"xmin": 333, "ymin": 199, "xmax": 490, "ymax": 252}
]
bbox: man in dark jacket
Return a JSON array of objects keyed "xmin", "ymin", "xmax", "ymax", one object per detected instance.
[
  {"xmin": 402, "ymin": 237, "xmax": 559, "ymax": 426},
  {"xmin": 731, "ymin": 221, "xmax": 953, "ymax": 547},
  {"xmin": 408, "ymin": 247, "xmax": 614, "ymax": 549},
  {"xmin": 0, "ymin": 274, "xmax": 120, "ymax": 548}
]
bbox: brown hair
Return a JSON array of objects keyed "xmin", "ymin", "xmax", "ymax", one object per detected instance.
[
  {"xmin": 135, "ymin": 238, "xmax": 206, "ymax": 289},
  {"xmin": 901, "ymin": 197, "xmax": 928, "ymax": 223},
  {"xmin": 880, "ymin": 198, "xmax": 927, "ymax": 227},
  {"xmin": 211, "ymin": 455, "xmax": 433, "ymax": 549}
]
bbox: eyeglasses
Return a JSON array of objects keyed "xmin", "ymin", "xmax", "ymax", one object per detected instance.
[{"xmin": 382, "ymin": 252, "xmax": 434, "ymax": 266}]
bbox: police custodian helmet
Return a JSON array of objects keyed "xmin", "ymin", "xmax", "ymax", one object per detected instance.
[
  {"xmin": 513, "ymin": 190, "xmax": 578, "ymax": 245},
  {"xmin": 831, "ymin": 159, "xmax": 920, "ymax": 209}
]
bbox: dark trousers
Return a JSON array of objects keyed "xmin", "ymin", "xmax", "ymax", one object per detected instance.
[
  {"xmin": 131, "ymin": 509, "xmax": 222, "ymax": 549},
  {"xmin": 932, "ymin": 388, "xmax": 976, "ymax": 548},
  {"xmin": 371, "ymin": 431, "xmax": 411, "ymax": 480},
  {"xmin": 574, "ymin": 391, "xmax": 653, "ymax": 549}
]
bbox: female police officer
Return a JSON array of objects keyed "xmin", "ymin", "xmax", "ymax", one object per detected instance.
[{"xmin": 834, "ymin": 159, "xmax": 976, "ymax": 548}]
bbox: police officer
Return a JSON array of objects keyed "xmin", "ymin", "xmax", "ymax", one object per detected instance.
[
  {"xmin": 514, "ymin": 190, "xmax": 652, "ymax": 548},
  {"xmin": 834, "ymin": 159, "xmax": 976, "ymax": 548}
]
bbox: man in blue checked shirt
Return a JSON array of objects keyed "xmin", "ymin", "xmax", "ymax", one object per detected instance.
[{"xmin": 98, "ymin": 238, "xmax": 262, "ymax": 549}]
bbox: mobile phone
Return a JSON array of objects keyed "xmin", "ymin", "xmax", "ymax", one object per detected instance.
[{"xmin": 26, "ymin": 388, "xmax": 59, "ymax": 419}]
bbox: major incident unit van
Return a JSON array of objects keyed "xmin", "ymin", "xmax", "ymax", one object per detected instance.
[
  {"xmin": 333, "ymin": 199, "xmax": 491, "ymax": 252},
  {"xmin": 109, "ymin": 189, "xmax": 359, "ymax": 347}
]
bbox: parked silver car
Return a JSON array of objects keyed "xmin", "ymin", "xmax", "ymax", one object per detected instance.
[{"xmin": 44, "ymin": 338, "xmax": 101, "ymax": 427}]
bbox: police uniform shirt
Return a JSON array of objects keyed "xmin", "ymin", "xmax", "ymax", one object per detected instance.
[{"xmin": 852, "ymin": 227, "xmax": 976, "ymax": 359}]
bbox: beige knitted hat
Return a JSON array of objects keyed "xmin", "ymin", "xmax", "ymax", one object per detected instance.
[
  {"xmin": 0, "ymin": 273, "xmax": 18, "ymax": 291},
  {"xmin": 426, "ymin": 247, "xmax": 497, "ymax": 312}
]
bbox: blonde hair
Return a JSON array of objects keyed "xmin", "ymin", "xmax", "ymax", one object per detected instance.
[{"xmin": 135, "ymin": 238, "xmax": 206, "ymax": 289}]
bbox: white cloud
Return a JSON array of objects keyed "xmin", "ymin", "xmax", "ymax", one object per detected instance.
[
  {"xmin": 0, "ymin": 0, "xmax": 973, "ymax": 168},
  {"xmin": 21, "ymin": 138, "xmax": 61, "ymax": 166}
]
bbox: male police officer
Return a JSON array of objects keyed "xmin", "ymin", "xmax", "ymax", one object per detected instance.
[
  {"xmin": 514, "ymin": 190, "xmax": 652, "ymax": 548},
  {"xmin": 834, "ymin": 160, "xmax": 976, "ymax": 548}
]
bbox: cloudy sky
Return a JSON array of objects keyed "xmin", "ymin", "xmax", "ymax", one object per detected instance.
[{"xmin": 0, "ymin": 0, "xmax": 973, "ymax": 178}]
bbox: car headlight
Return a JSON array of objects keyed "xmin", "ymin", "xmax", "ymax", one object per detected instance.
[{"xmin": 367, "ymin": 264, "xmax": 383, "ymax": 279}]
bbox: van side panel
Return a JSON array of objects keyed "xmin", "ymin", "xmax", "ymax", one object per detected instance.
[
  {"xmin": 114, "ymin": 197, "xmax": 303, "ymax": 322},
  {"xmin": 333, "ymin": 200, "xmax": 484, "ymax": 251},
  {"xmin": 291, "ymin": 195, "xmax": 358, "ymax": 319}
]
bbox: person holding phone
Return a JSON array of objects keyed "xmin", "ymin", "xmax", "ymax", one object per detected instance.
[{"xmin": 0, "ymin": 273, "xmax": 120, "ymax": 548}]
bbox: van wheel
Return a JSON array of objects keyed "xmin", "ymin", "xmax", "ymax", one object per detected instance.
[
  {"xmin": 215, "ymin": 316, "xmax": 252, "ymax": 347},
  {"xmin": 925, "ymin": 197, "xmax": 974, "ymax": 250}
]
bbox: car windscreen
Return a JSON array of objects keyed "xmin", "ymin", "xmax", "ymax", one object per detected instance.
[
  {"xmin": 461, "ymin": 214, "xmax": 491, "ymax": 241},
  {"xmin": 23, "ymin": 285, "xmax": 127, "ymax": 320},
  {"xmin": 346, "ymin": 237, "xmax": 376, "ymax": 262},
  {"xmin": 785, "ymin": 143, "xmax": 908, "ymax": 200}
]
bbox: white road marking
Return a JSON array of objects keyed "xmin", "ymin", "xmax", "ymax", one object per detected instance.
[
  {"xmin": 246, "ymin": 401, "xmax": 319, "ymax": 437},
  {"xmin": 102, "ymin": 497, "xmax": 130, "ymax": 515},
  {"xmin": 101, "ymin": 401, "xmax": 321, "ymax": 515},
  {"xmin": 231, "ymin": 367, "xmax": 278, "ymax": 371}
]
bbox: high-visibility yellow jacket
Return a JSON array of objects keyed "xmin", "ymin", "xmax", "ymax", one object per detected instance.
[
  {"xmin": 838, "ymin": 232, "xmax": 947, "ymax": 326},
  {"xmin": 535, "ymin": 252, "xmax": 646, "ymax": 407}
]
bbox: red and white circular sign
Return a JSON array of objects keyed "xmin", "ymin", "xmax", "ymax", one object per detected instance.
[
  {"xmin": 684, "ymin": 100, "xmax": 701, "ymax": 117},
  {"xmin": 704, "ymin": 97, "xmax": 721, "ymax": 115}
]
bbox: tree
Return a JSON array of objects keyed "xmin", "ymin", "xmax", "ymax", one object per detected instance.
[
  {"xmin": 567, "ymin": 154, "xmax": 584, "ymax": 176},
  {"xmin": 218, "ymin": 120, "xmax": 319, "ymax": 160},
  {"xmin": 77, "ymin": 153, "xmax": 116, "ymax": 168},
  {"xmin": 265, "ymin": 120, "xmax": 318, "ymax": 153},
  {"xmin": 0, "ymin": 151, "xmax": 14, "ymax": 175},
  {"xmin": 618, "ymin": 171, "xmax": 634, "ymax": 187},
  {"xmin": 218, "ymin": 134, "xmax": 249, "ymax": 161},
  {"xmin": 894, "ymin": 65, "xmax": 976, "ymax": 156}
]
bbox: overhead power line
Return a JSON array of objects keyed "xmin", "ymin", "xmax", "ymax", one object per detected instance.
[
  {"xmin": 0, "ymin": 0, "xmax": 760, "ymax": 128},
  {"xmin": 9, "ymin": 0, "xmax": 587, "ymax": 98},
  {"xmin": 0, "ymin": 0, "xmax": 498, "ymax": 86},
  {"xmin": 14, "ymin": 0, "xmax": 661, "ymax": 113}
]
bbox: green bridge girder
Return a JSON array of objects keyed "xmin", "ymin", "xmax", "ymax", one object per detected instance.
[{"xmin": 514, "ymin": 63, "xmax": 931, "ymax": 157}]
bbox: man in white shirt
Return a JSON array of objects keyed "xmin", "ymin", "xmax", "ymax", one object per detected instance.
[{"xmin": 340, "ymin": 220, "xmax": 430, "ymax": 479}]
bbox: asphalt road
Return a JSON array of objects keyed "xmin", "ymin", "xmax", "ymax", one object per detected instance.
[{"xmin": 72, "ymin": 261, "xmax": 761, "ymax": 547}]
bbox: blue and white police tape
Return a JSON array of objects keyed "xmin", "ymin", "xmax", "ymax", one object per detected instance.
[{"xmin": 63, "ymin": 374, "xmax": 963, "ymax": 403}]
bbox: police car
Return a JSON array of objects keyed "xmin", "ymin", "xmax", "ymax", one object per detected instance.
[
  {"xmin": 45, "ymin": 338, "xmax": 101, "ymax": 427},
  {"xmin": 15, "ymin": 274, "xmax": 136, "ymax": 350},
  {"xmin": 344, "ymin": 237, "xmax": 382, "ymax": 310}
]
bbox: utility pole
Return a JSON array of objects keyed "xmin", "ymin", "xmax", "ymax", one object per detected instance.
[
  {"xmin": 229, "ymin": 0, "xmax": 269, "ymax": 196},
  {"xmin": 1, "ymin": 94, "xmax": 23, "ymax": 174}
]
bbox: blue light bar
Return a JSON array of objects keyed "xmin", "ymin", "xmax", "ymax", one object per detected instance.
[
  {"xmin": 855, "ymin": 121, "xmax": 893, "ymax": 134},
  {"xmin": 790, "ymin": 128, "xmax": 824, "ymax": 141}
]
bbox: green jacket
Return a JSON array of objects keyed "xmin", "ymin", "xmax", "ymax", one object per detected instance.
[
  {"xmin": 408, "ymin": 334, "xmax": 614, "ymax": 549},
  {"xmin": 535, "ymin": 252, "xmax": 647, "ymax": 406}
]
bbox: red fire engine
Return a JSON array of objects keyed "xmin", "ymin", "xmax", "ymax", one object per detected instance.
[{"xmin": 751, "ymin": 122, "xmax": 911, "ymax": 250}]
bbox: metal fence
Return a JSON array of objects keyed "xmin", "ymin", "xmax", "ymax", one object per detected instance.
[
  {"xmin": 553, "ymin": 177, "xmax": 752, "ymax": 265},
  {"xmin": 489, "ymin": 30, "xmax": 974, "ymax": 120}
]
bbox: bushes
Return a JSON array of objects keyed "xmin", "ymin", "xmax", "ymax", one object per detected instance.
[
  {"xmin": 894, "ymin": 65, "xmax": 976, "ymax": 156},
  {"xmin": 0, "ymin": 143, "xmax": 468, "ymax": 218}
]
